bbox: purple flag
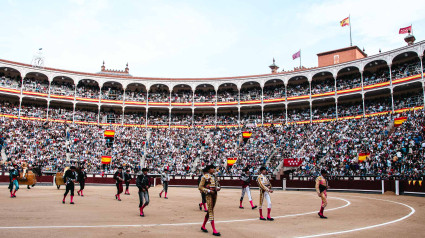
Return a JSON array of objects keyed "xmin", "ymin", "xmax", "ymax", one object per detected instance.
[{"xmin": 292, "ymin": 50, "xmax": 301, "ymax": 60}]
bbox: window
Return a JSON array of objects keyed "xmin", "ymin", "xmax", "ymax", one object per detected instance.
[{"xmin": 334, "ymin": 55, "xmax": 340, "ymax": 64}]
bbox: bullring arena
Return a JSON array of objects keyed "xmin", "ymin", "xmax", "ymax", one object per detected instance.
[{"xmin": 0, "ymin": 184, "xmax": 424, "ymax": 238}]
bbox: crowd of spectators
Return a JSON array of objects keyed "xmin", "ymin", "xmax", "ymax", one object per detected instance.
[
  {"xmin": 1, "ymin": 107, "xmax": 424, "ymax": 180},
  {"xmin": 240, "ymin": 87, "xmax": 261, "ymax": 101},
  {"xmin": 194, "ymin": 89, "xmax": 216, "ymax": 103},
  {"xmin": 171, "ymin": 90, "xmax": 192, "ymax": 103},
  {"xmin": 102, "ymin": 87, "xmax": 123, "ymax": 100},
  {"xmin": 287, "ymin": 81, "xmax": 309, "ymax": 97},
  {"xmin": 148, "ymin": 90, "xmax": 170, "ymax": 103},
  {"xmin": 0, "ymin": 75, "xmax": 21, "ymax": 90},
  {"xmin": 294, "ymin": 109, "xmax": 425, "ymax": 180},
  {"xmin": 263, "ymin": 84, "xmax": 285, "ymax": 100},
  {"xmin": 125, "ymin": 90, "xmax": 146, "ymax": 102},
  {"xmin": 23, "ymin": 78, "xmax": 49, "ymax": 94},
  {"xmin": 77, "ymin": 85, "xmax": 99, "ymax": 99},
  {"xmin": 311, "ymin": 78, "xmax": 335, "ymax": 94},
  {"xmin": 50, "ymin": 81, "xmax": 74, "ymax": 96},
  {"xmin": 217, "ymin": 88, "xmax": 238, "ymax": 102}
]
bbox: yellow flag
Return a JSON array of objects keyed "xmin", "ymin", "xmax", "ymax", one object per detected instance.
[
  {"xmin": 419, "ymin": 181, "xmax": 423, "ymax": 186},
  {"xmin": 413, "ymin": 180, "xmax": 416, "ymax": 186},
  {"xmin": 408, "ymin": 180, "xmax": 411, "ymax": 185}
]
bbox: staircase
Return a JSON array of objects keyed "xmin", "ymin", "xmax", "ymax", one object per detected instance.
[
  {"xmin": 141, "ymin": 129, "xmax": 151, "ymax": 167},
  {"xmin": 1, "ymin": 148, "xmax": 6, "ymax": 161},
  {"xmin": 191, "ymin": 130, "xmax": 213, "ymax": 173}
]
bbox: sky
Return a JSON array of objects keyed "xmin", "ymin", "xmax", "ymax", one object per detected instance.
[{"xmin": 0, "ymin": 0, "xmax": 424, "ymax": 78}]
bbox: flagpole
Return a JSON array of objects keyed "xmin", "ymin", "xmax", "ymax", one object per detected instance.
[
  {"xmin": 299, "ymin": 49, "xmax": 301, "ymax": 68},
  {"xmin": 349, "ymin": 14, "xmax": 352, "ymax": 46}
]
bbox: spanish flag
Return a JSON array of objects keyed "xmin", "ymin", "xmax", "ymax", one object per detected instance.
[
  {"xmin": 358, "ymin": 152, "xmax": 370, "ymax": 162},
  {"xmin": 101, "ymin": 155, "xmax": 112, "ymax": 164},
  {"xmin": 340, "ymin": 17, "xmax": 349, "ymax": 27},
  {"xmin": 242, "ymin": 131, "xmax": 252, "ymax": 139},
  {"xmin": 227, "ymin": 158, "xmax": 237, "ymax": 166},
  {"xmin": 104, "ymin": 130, "xmax": 115, "ymax": 138},
  {"xmin": 394, "ymin": 117, "xmax": 407, "ymax": 127}
]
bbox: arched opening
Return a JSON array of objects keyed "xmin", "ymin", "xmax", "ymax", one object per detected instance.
[
  {"xmin": 171, "ymin": 84, "xmax": 192, "ymax": 104},
  {"xmin": 100, "ymin": 105, "xmax": 122, "ymax": 124},
  {"xmin": 49, "ymin": 100, "xmax": 73, "ymax": 121},
  {"xmin": 287, "ymin": 102, "xmax": 310, "ymax": 122},
  {"xmin": 311, "ymin": 72, "xmax": 335, "ymax": 95},
  {"xmin": 240, "ymin": 81, "xmax": 261, "ymax": 102},
  {"xmin": 393, "ymin": 82, "xmax": 424, "ymax": 110},
  {"xmin": 194, "ymin": 84, "xmax": 215, "ymax": 104},
  {"xmin": 124, "ymin": 107, "xmax": 146, "ymax": 125},
  {"xmin": 264, "ymin": 79, "xmax": 285, "ymax": 100},
  {"xmin": 312, "ymin": 98, "xmax": 336, "ymax": 120},
  {"xmin": 338, "ymin": 94, "xmax": 363, "ymax": 117},
  {"xmin": 0, "ymin": 95, "xmax": 20, "ymax": 116},
  {"xmin": 264, "ymin": 105, "xmax": 285, "ymax": 124},
  {"xmin": 336, "ymin": 66, "xmax": 361, "ymax": 91},
  {"xmin": 50, "ymin": 76, "xmax": 75, "ymax": 97},
  {"xmin": 364, "ymin": 89, "xmax": 391, "ymax": 114},
  {"xmin": 23, "ymin": 72, "xmax": 49, "ymax": 94},
  {"xmin": 75, "ymin": 103, "xmax": 98, "ymax": 122},
  {"xmin": 240, "ymin": 106, "xmax": 261, "ymax": 125},
  {"xmin": 21, "ymin": 97, "xmax": 47, "ymax": 118},
  {"xmin": 0, "ymin": 67, "xmax": 22, "ymax": 90},
  {"xmin": 102, "ymin": 81, "xmax": 123, "ymax": 101},
  {"xmin": 217, "ymin": 107, "xmax": 238, "ymax": 125},
  {"xmin": 287, "ymin": 76, "xmax": 309, "ymax": 97},
  {"xmin": 148, "ymin": 108, "xmax": 169, "ymax": 126},
  {"xmin": 194, "ymin": 108, "xmax": 215, "ymax": 126},
  {"xmin": 149, "ymin": 84, "xmax": 170, "ymax": 103},
  {"xmin": 171, "ymin": 108, "xmax": 192, "ymax": 126},
  {"xmin": 125, "ymin": 83, "xmax": 147, "ymax": 102},
  {"xmin": 77, "ymin": 79, "xmax": 100, "ymax": 99},
  {"xmin": 391, "ymin": 51, "xmax": 421, "ymax": 80},
  {"xmin": 217, "ymin": 83, "xmax": 238, "ymax": 103},
  {"xmin": 363, "ymin": 60, "xmax": 389, "ymax": 87}
]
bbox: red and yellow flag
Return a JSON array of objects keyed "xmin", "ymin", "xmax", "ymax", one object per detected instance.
[
  {"xmin": 358, "ymin": 153, "xmax": 370, "ymax": 162},
  {"xmin": 227, "ymin": 158, "xmax": 237, "ymax": 166},
  {"xmin": 101, "ymin": 155, "xmax": 112, "ymax": 164},
  {"xmin": 394, "ymin": 117, "xmax": 407, "ymax": 127},
  {"xmin": 104, "ymin": 130, "xmax": 115, "ymax": 138},
  {"xmin": 340, "ymin": 17, "xmax": 349, "ymax": 27},
  {"xmin": 242, "ymin": 131, "xmax": 252, "ymax": 139}
]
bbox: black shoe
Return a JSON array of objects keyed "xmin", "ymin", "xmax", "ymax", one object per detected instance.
[
  {"xmin": 115, "ymin": 195, "xmax": 118, "ymax": 200},
  {"xmin": 140, "ymin": 214, "xmax": 144, "ymax": 217},
  {"xmin": 199, "ymin": 204, "xmax": 202, "ymax": 210},
  {"xmin": 212, "ymin": 232, "xmax": 221, "ymax": 236},
  {"xmin": 201, "ymin": 227, "xmax": 208, "ymax": 233},
  {"xmin": 62, "ymin": 201, "xmax": 65, "ymax": 204},
  {"xmin": 267, "ymin": 217, "xmax": 274, "ymax": 221},
  {"xmin": 318, "ymin": 212, "xmax": 327, "ymax": 219},
  {"xmin": 70, "ymin": 202, "xmax": 75, "ymax": 204},
  {"xmin": 164, "ymin": 197, "xmax": 168, "ymax": 199},
  {"xmin": 159, "ymin": 193, "xmax": 162, "ymax": 198},
  {"xmin": 27, "ymin": 186, "xmax": 31, "ymax": 189},
  {"xmin": 239, "ymin": 206, "xmax": 244, "ymax": 209},
  {"xmin": 77, "ymin": 191, "xmax": 80, "ymax": 196},
  {"xmin": 252, "ymin": 205, "xmax": 258, "ymax": 210},
  {"xmin": 259, "ymin": 217, "xmax": 266, "ymax": 221}
]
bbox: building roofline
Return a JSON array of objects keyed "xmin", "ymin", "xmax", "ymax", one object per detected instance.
[{"xmin": 317, "ymin": 45, "xmax": 367, "ymax": 57}]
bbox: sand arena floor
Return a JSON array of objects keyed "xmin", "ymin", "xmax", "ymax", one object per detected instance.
[{"xmin": 0, "ymin": 185, "xmax": 424, "ymax": 238}]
